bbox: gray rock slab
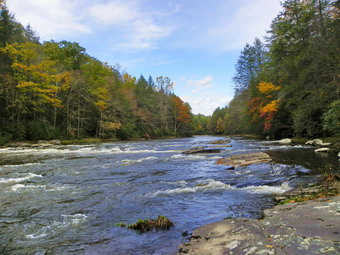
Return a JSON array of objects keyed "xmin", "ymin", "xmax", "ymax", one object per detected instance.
[{"xmin": 178, "ymin": 196, "xmax": 340, "ymax": 255}]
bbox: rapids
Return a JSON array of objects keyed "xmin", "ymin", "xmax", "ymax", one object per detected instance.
[{"xmin": 0, "ymin": 136, "xmax": 338, "ymax": 254}]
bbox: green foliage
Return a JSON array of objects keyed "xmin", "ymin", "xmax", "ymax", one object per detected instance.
[
  {"xmin": 0, "ymin": 132, "xmax": 12, "ymax": 145},
  {"xmin": 118, "ymin": 216, "xmax": 174, "ymax": 233},
  {"xmin": 115, "ymin": 222, "xmax": 126, "ymax": 228},
  {"xmin": 213, "ymin": 0, "xmax": 340, "ymax": 138},
  {"xmin": 0, "ymin": 5, "xmax": 195, "ymax": 142},
  {"xmin": 26, "ymin": 121, "xmax": 60, "ymax": 141},
  {"xmin": 322, "ymin": 100, "xmax": 340, "ymax": 136}
]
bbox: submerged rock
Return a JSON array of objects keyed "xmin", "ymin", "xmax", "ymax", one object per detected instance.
[
  {"xmin": 178, "ymin": 196, "xmax": 340, "ymax": 255},
  {"xmin": 210, "ymin": 139, "xmax": 231, "ymax": 144},
  {"xmin": 119, "ymin": 216, "xmax": 174, "ymax": 233},
  {"xmin": 216, "ymin": 152, "xmax": 271, "ymax": 167},
  {"xmin": 182, "ymin": 147, "xmax": 225, "ymax": 154}
]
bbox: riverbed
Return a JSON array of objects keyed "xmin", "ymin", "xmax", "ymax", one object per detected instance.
[{"xmin": 0, "ymin": 136, "xmax": 338, "ymax": 254}]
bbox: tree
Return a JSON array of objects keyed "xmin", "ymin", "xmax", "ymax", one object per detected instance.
[
  {"xmin": 233, "ymin": 38, "xmax": 267, "ymax": 93},
  {"xmin": 171, "ymin": 96, "xmax": 191, "ymax": 136}
]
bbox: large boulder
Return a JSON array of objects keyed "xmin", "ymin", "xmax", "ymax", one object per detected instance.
[
  {"xmin": 216, "ymin": 152, "xmax": 271, "ymax": 167},
  {"xmin": 306, "ymin": 139, "xmax": 330, "ymax": 146},
  {"xmin": 279, "ymin": 138, "xmax": 292, "ymax": 144}
]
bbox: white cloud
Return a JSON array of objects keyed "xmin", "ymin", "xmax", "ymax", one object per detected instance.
[
  {"xmin": 118, "ymin": 19, "xmax": 174, "ymax": 49},
  {"xmin": 209, "ymin": 0, "xmax": 282, "ymax": 50},
  {"xmin": 8, "ymin": 0, "xmax": 175, "ymax": 49},
  {"xmin": 181, "ymin": 92, "xmax": 233, "ymax": 116},
  {"xmin": 187, "ymin": 75, "xmax": 214, "ymax": 93},
  {"xmin": 8, "ymin": 0, "xmax": 90, "ymax": 40},
  {"xmin": 86, "ymin": 1, "xmax": 136, "ymax": 26},
  {"xmin": 169, "ymin": 0, "xmax": 282, "ymax": 51}
]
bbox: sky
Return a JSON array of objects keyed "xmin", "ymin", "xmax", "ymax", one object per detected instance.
[{"xmin": 7, "ymin": 0, "xmax": 282, "ymax": 116}]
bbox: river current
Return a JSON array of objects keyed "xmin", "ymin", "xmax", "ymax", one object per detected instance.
[{"xmin": 0, "ymin": 136, "xmax": 338, "ymax": 254}]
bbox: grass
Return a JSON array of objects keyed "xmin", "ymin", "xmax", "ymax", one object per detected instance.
[
  {"xmin": 117, "ymin": 216, "xmax": 174, "ymax": 233},
  {"xmin": 60, "ymin": 137, "xmax": 118, "ymax": 145},
  {"xmin": 279, "ymin": 164, "xmax": 340, "ymax": 204}
]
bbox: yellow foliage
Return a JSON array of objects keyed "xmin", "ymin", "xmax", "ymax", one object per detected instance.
[
  {"xmin": 261, "ymin": 100, "xmax": 280, "ymax": 113},
  {"xmin": 257, "ymin": 82, "xmax": 281, "ymax": 94},
  {"xmin": 95, "ymin": 100, "xmax": 108, "ymax": 111},
  {"xmin": 101, "ymin": 121, "xmax": 122, "ymax": 131}
]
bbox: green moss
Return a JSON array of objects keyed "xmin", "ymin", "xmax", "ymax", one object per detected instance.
[
  {"xmin": 116, "ymin": 222, "xmax": 126, "ymax": 228},
  {"xmin": 60, "ymin": 137, "xmax": 120, "ymax": 145},
  {"xmin": 118, "ymin": 216, "xmax": 174, "ymax": 233}
]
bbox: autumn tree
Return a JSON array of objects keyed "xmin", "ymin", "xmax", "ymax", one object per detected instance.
[{"xmin": 171, "ymin": 96, "xmax": 191, "ymax": 136}]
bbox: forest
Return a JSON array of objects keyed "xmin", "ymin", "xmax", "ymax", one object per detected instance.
[
  {"xmin": 0, "ymin": 2, "xmax": 196, "ymax": 144},
  {"xmin": 0, "ymin": 0, "xmax": 339, "ymax": 145},
  {"xmin": 208, "ymin": 0, "xmax": 340, "ymax": 139}
]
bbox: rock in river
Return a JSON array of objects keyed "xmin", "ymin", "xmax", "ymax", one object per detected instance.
[
  {"xmin": 183, "ymin": 147, "xmax": 224, "ymax": 154},
  {"xmin": 278, "ymin": 138, "xmax": 292, "ymax": 144},
  {"xmin": 216, "ymin": 152, "xmax": 271, "ymax": 167},
  {"xmin": 315, "ymin": 147, "xmax": 331, "ymax": 153},
  {"xmin": 210, "ymin": 139, "xmax": 231, "ymax": 144},
  {"xmin": 306, "ymin": 139, "xmax": 331, "ymax": 146},
  {"xmin": 178, "ymin": 196, "xmax": 340, "ymax": 255}
]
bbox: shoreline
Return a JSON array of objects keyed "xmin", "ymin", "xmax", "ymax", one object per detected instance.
[
  {"xmin": 178, "ymin": 184, "xmax": 340, "ymax": 255},
  {"xmin": 0, "ymin": 136, "xmax": 186, "ymax": 148}
]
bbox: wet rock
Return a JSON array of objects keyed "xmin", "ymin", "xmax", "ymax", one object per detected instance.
[
  {"xmin": 31, "ymin": 139, "xmax": 61, "ymax": 147},
  {"xmin": 182, "ymin": 147, "xmax": 224, "ymax": 154},
  {"xmin": 331, "ymin": 141, "xmax": 340, "ymax": 150},
  {"xmin": 49, "ymin": 139, "xmax": 61, "ymax": 145},
  {"xmin": 182, "ymin": 230, "xmax": 191, "ymax": 237},
  {"xmin": 315, "ymin": 147, "xmax": 330, "ymax": 153},
  {"xmin": 210, "ymin": 139, "xmax": 231, "ymax": 144},
  {"xmin": 178, "ymin": 196, "xmax": 340, "ymax": 255},
  {"xmin": 216, "ymin": 152, "xmax": 271, "ymax": 167},
  {"xmin": 7, "ymin": 142, "xmax": 31, "ymax": 147},
  {"xmin": 306, "ymin": 139, "xmax": 331, "ymax": 146},
  {"xmin": 37, "ymin": 139, "xmax": 61, "ymax": 145},
  {"xmin": 278, "ymin": 138, "xmax": 292, "ymax": 144},
  {"xmin": 119, "ymin": 216, "xmax": 174, "ymax": 233}
]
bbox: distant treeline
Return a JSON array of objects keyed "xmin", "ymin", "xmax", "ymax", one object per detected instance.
[
  {"xmin": 0, "ymin": 3, "xmax": 200, "ymax": 144},
  {"xmin": 208, "ymin": 0, "xmax": 340, "ymax": 138},
  {"xmin": 1, "ymin": 0, "xmax": 339, "ymax": 144}
]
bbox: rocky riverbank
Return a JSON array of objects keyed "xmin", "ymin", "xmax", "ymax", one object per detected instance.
[{"xmin": 178, "ymin": 186, "xmax": 340, "ymax": 255}]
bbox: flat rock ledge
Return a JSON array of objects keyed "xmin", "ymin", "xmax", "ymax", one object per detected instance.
[
  {"xmin": 216, "ymin": 152, "xmax": 272, "ymax": 167},
  {"xmin": 178, "ymin": 195, "xmax": 340, "ymax": 255},
  {"xmin": 183, "ymin": 147, "xmax": 225, "ymax": 154}
]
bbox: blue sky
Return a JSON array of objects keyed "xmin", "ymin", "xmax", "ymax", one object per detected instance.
[{"xmin": 8, "ymin": 0, "xmax": 282, "ymax": 115}]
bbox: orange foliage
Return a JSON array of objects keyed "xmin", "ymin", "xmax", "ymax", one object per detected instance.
[
  {"xmin": 173, "ymin": 97, "xmax": 191, "ymax": 124},
  {"xmin": 249, "ymin": 82, "xmax": 282, "ymax": 132}
]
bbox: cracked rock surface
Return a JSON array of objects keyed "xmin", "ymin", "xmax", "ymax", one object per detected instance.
[{"xmin": 178, "ymin": 196, "xmax": 340, "ymax": 255}]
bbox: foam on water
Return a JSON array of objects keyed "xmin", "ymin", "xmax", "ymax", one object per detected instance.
[
  {"xmin": 241, "ymin": 182, "xmax": 291, "ymax": 194},
  {"xmin": 0, "ymin": 173, "xmax": 42, "ymax": 184},
  {"xmin": 0, "ymin": 146, "xmax": 178, "ymax": 157},
  {"xmin": 121, "ymin": 156, "xmax": 158, "ymax": 166},
  {"xmin": 25, "ymin": 214, "xmax": 87, "ymax": 240},
  {"xmin": 0, "ymin": 162, "xmax": 42, "ymax": 168},
  {"xmin": 149, "ymin": 179, "xmax": 234, "ymax": 196}
]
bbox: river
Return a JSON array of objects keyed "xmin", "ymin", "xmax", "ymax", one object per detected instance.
[{"xmin": 0, "ymin": 136, "xmax": 338, "ymax": 254}]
